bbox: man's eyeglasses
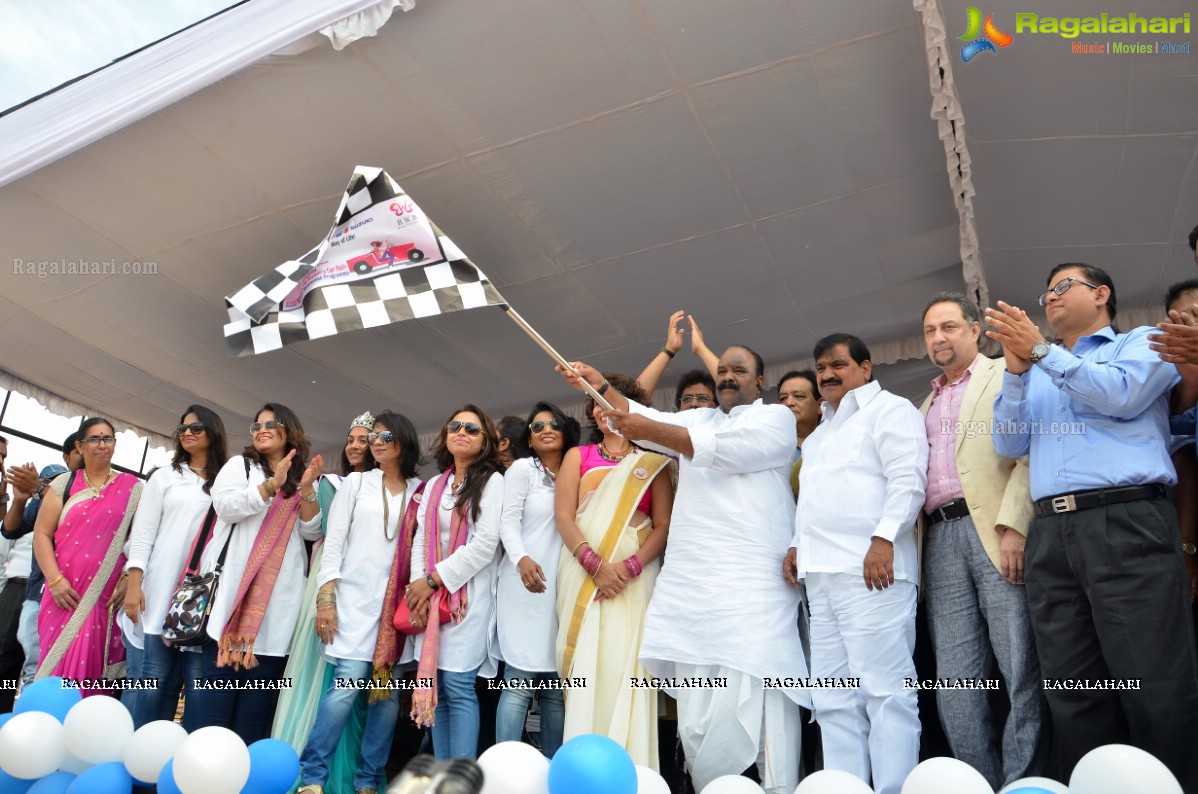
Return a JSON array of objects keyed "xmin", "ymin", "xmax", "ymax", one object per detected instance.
[
  {"xmin": 176, "ymin": 423, "xmax": 206, "ymax": 436},
  {"xmin": 83, "ymin": 435, "xmax": 116, "ymax": 446},
  {"xmin": 368, "ymin": 431, "xmax": 395, "ymax": 444},
  {"xmin": 1038, "ymin": 277, "xmax": 1099, "ymax": 307},
  {"xmin": 250, "ymin": 420, "xmax": 285, "ymax": 432},
  {"xmin": 529, "ymin": 420, "xmax": 562, "ymax": 433},
  {"xmin": 680, "ymin": 393, "xmax": 714, "ymax": 405},
  {"xmin": 447, "ymin": 420, "xmax": 482, "ymax": 437}
]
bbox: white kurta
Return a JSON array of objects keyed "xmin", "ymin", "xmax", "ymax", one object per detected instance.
[
  {"xmin": 494, "ymin": 457, "xmax": 561, "ymax": 673},
  {"xmin": 200, "ymin": 455, "xmax": 322, "ymax": 657},
  {"xmin": 318, "ymin": 470, "xmax": 420, "ymax": 662},
  {"xmin": 121, "ymin": 466, "xmax": 212, "ymax": 645},
  {"xmin": 626, "ymin": 399, "xmax": 808, "ymax": 696},
  {"xmin": 409, "ymin": 471, "xmax": 503, "ymax": 676}
]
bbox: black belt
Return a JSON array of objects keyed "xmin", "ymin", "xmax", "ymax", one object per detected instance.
[
  {"xmin": 1034, "ymin": 484, "xmax": 1166, "ymax": 517},
  {"xmin": 927, "ymin": 498, "xmax": 970, "ymax": 526}
]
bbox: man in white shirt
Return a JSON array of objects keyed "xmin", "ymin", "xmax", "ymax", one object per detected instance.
[
  {"xmin": 561, "ymin": 346, "xmax": 805, "ymax": 794},
  {"xmin": 784, "ymin": 333, "xmax": 928, "ymax": 794}
]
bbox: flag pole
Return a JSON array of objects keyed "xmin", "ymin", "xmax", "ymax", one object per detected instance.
[{"xmin": 501, "ymin": 305, "xmax": 616, "ymax": 411}]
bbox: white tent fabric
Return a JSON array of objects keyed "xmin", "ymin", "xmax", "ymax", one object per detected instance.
[{"xmin": 1, "ymin": 0, "xmax": 1194, "ymax": 458}]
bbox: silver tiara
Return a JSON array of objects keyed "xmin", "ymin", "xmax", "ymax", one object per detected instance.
[{"xmin": 349, "ymin": 411, "xmax": 375, "ymax": 431}]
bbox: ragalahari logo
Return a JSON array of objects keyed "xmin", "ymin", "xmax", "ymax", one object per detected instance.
[{"xmin": 959, "ymin": 7, "xmax": 1014, "ymax": 61}]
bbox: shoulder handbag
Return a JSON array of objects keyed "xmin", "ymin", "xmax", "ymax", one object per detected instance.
[{"xmin": 161, "ymin": 457, "xmax": 249, "ymax": 646}]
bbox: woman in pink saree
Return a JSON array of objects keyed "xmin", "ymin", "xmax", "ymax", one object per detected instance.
[{"xmin": 34, "ymin": 417, "xmax": 143, "ymax": 694}]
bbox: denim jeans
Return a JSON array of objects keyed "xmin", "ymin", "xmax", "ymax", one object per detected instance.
[
  {"xmin": 494, "ymin": 664, "xmax": 564, "ymax": 758},
  {"xmin": 430, "ymin": 667, "xmax": 481, "ymax": 760},
  {"xmin": 299, "ymin": 657, "xmax": 400, "ymax": 790},
  {"xmin": 121, "ymin": 635, "xmax": 144, "ymax": 717},
  {"xmin": 186, "ymin": 640, "xmax": 287, "ymax": 744},
  {"xmin": 16, "ymin": 600, "xmax": 39, "ymax": 685},
  {"xmin": 132, "ymin": 635, "xmax": 198, "ymax": 729}
]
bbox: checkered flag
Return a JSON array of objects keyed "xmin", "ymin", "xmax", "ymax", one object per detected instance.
[{"xmin": 224, "ymin": 166, "xmax": 506, "ymax": 356}]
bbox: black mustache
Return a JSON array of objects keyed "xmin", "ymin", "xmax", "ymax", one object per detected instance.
[
  {"xmin": 820, "ymin": 378, "xmax": 842, "ymax": 388},
  {"xmin": 718, "ymin": 380, "xmax": 738, "ymax": 390}
]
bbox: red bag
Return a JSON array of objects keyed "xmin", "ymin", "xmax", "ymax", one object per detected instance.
[{"xmin": 394, "ymin": 593, "xmax": 452, "ymax": 636}]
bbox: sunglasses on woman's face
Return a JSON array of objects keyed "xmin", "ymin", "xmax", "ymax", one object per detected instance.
[
  {"xmin": 447, "ymin": 420, "xmax": 482, "ymax": 437},
  {"xmin": 176, "ymin": 422, "xmax": 206, "ymax": 436},
  {"xmin": 529, "ymin": 420, "xmax": 562, "ymax": 433},
  {"xmin": 368, "ymin": 431, "xmax": 395, "ymax": 444},
  {"xmin": 250, "ymin": 420, "xmax": 285, "ymax": 432}
]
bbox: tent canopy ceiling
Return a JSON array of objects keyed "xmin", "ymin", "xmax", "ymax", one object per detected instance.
[{"xmin": 1, "ymin": 0, "xmax": 1195, "ymax": 453}]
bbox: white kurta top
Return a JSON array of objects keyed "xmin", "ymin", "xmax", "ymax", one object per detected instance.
[
  {"xmin": 625, "ymin": 399, "xmax": 809, "ymax": 696},
  {"xmin": 791, "ymin": 381, "xmax": 928, "ymax": 584},
  {"xmin": 121, "ymin": 466, "xmax": 213, "ymax": 645},
  {"xmin": 318, "ymin": 470, "xmax": 420, "ymax": 662},
  {"xmin": 200, "ymin": 455, "xmax": 322, "ymax": 657},
  {"xmin": 408, "ymin": 471, "xmax": 503, "ymax": 675},
  {"xmin": 494, "ymin": 457, "xmax": 561, "ymax": 673}
]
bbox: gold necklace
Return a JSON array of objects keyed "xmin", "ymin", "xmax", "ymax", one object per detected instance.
[{"xmin": 84, "ymin": 468, "xmax": 114, "ymax": 498}]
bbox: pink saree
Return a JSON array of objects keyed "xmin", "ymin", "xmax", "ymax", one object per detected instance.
[{"xmin": 37, "ymin": 471, "xmax": 143, "ymax": 695}]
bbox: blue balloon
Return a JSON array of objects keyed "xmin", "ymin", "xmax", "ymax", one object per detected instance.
[
  {"xmin": 0, "ymin": 713, "xmax": 13, "ymax": 731},
  {"xmin": 64, "ymin": 762, "xmax": 131, "ymax": 794},
  {"xmin": 13, "ymin": 678, "xmax": 81, "ymax": 722},
  {"xmin": 156, "ymin": 760, "xmax": 183, "ymax": 794},
  {"xmin": 0, "ymin": 768, "xmax": 35, "ymax": 794},
  {"xmin": 27, "ymin": 772, "xmax": 76, "ymax": 794},
  {"xmin": 547, "ymin": 734, "xmax": 636, "ymax": 794},
  {"xmin": 242, "ymin": 739, "xmax": 300, "ymax": 794}
]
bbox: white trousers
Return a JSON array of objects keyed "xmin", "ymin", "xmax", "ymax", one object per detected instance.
[
  {"xmin": 673, "ymin": 664, "xmax": 801, "ymax": 794},
  {"xmin": 806, "ymin": 572, "xmax": 920, "ymax": 794}
]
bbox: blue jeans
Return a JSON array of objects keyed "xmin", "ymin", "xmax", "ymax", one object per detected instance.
[
  {"xmin": 430, "ymin": 667, "xmax": 481, "ymax": 760},
  {"xmin": 16, "ymin": 600, "xmax": 39, "ymax": 684},
  {"xmin": 299, "ymin": 658, "xmax": 399, "ymax": 790},
  {"xmin": 494, "ymin": 665, "xmax": 564, "ymax": 758},
  {"xmin": 132, "ymin": 635, "xmax": 198, "ymax": 729},
  {"xmin": 187, "ymin": 641, "xmax": 287, "ymax": 744},
  {"xmin": 121, "ymin": 635, "xmax": 144, "ymax": 717}
]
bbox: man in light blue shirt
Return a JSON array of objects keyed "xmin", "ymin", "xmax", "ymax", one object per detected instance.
[{"xmin": 985, "ymin": 263, "xmax": 1198, "ymax": 790}]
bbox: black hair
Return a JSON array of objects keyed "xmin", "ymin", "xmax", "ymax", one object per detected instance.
[
  {"xmin": 813, "ymin": 333, "xmax": 872, "ymax": 366},
  {"xmin": 171, "ymin": 405, "xmax": 228, "ymax": 495},
  {"xmin": 496, "ymin": 415, "xmax": 529, "ymax": 460},
  {"xmin": 242, "ymin": 403, "xmax": 310, "ymax": 498},
  {"xmin": 77, "ymin": 416, "xmax": 115, "ymax": 439},
  {"xmin": 431, "ymin": 405, "xmax": 505, "ymax": 523},
  {"xmin": 1047, "ymin": 263, "xmax": 1116, "ymax": 326},
  {"xmin": 1165, "ymin": 279, "xmax": 1198, "ymax": 313},
  {"xmin": 673, "ymin": 369, "xmax": 717, "ymax": 409},
  {"xmin": 372, "ymin": 411, "xmax": 421, "ymax": 479},
  {"xmin": 0, "ymin": 434, "xmax": 7, "ymax": 446},
  {"xmin": 519, "ymin": 402, "xmax": 581, "ymax": 461},
  {"xmin": 62, "ymin": 432, "xmax": 79, "ymax": 459},
  {"xmin": 1189, "ymin": 223, "xmax": 1198, "ymax": 252},
  {"xmin": 585, "ymin": 373, "xmax": 647, "ymax": 444},
  {"xmin": 777, "ymin": 370, "xmax": 821, "ymax": 401},
  {"xmin": 922, "ymin": 291, "xmax": 980, "ymax": 326},
  {"xmin": 726, "ymin": 345, "xmax": 765, "ymax": 378}
]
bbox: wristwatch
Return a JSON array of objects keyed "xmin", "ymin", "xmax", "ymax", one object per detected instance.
[
  {"xmin": 34, "ymin": 481, "xmax": 48, "ymax": 499},
  {"xmin": 301, "ymin": 490, "xmax": 318, "ymax": 504},
  {"xmin": 426, "ymin": 574, "xmax": 440, "ymax": 591},
  {"xmin": 1029, "ymin": 341, "xmax": 1051, "ymax": 363},
  {"xmin": 1183, "ymin": 543, "xmax": 1197, "ymax": 556},
  {"xmin": 597, "ymin": 379, "xmax": 611, "ymax": 396}
]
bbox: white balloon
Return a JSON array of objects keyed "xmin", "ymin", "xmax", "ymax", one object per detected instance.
[
  {"xmin": 59, "ymin": 750, "xmax": 93, "ymax": 774},
  {"xmin": 997, "ymin": 776, "xmax": 1068, "ymax": 794},
  {"xmin": 700, "ymin": 775, "xmax": 765, "ymax": 794},
  {"xmin": 124, "ymin": 720, "xmax": 188, "ymax": 784},
  {"xmin": 795, "ymin": 769, "xmax": 875, "ymax": 793},
  {"xmin": 1069, "ymin": 744, "xmax": 1183, "ymax": 794},
  {"xmin": 901, "ymin": 757, "xmax": 993, "ymax": 794},
  {"xmin": 0, "ymin": 711, "xmax": 68, "ymax": 779},
  {"xmin": 635, "ymin": 764, "xmax": 672, "ymax": 794},
  {"xmin": 63, "ymin": 695, "xmax": 134, "ymax": 763},
  {"xmin": 477, "ymin": 741, "xmax": 550, "ymax": 794},
  {"xmin": 172, "ymin": 726, "xmax": 251, "ymax": 794}
]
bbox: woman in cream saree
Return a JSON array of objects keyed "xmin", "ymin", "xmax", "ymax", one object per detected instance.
[{"xmin": 554, "ymin": 374, "xmax": 674, "ymax": 768}]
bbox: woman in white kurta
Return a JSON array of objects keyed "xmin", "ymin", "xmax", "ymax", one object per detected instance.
[
  {"xmin": 298, "ymin": 411, "xmax": 423, "ymax": 794},
  {"xmin": 404, "ymin": 405, "xmax": 506, "ymax": 760},
  {"xmin": 189, "ymin": 403, "xmax": 323, "ymax": 744},
  {"xmin": 493, "ymin": 402, "xmax": 579, "ymax": 757},
  {"xmin": 121, "ymin": 405, "xmax": 228, "ymax": 729}
]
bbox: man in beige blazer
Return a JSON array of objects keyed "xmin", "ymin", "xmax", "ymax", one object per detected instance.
[{"xmin": 917, "ymin": 292, "xmax": 1046, "ymax": 790}]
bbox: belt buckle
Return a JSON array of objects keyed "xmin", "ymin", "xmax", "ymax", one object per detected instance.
[{"xmin": 1051, "ymin": 494, "xmax": 1077, "ymax": 513}]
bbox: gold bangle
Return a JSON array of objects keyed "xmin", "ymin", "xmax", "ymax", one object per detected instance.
[
  {"xmin": 571, "ymin": 540, "xmax": 590, "ymax": 558},
  {"xmin": 263, "ymin": 480, "xmax": 276, "ymax": 497},
  {"xmin": 48, "ymin": 573, "xmax": 65, "ymax": 587}
]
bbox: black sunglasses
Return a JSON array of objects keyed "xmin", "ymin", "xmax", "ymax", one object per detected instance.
[
  {"xmin": 529, "ymin": 420, "xmax": 562, "ymax": 433},
  {"xmin": 447, "ymin": 420, "xmax": 482, "ymax": 437},
  {"xmin": 177, "ymin": 422, "xmax": 206, "ymax": 436}
]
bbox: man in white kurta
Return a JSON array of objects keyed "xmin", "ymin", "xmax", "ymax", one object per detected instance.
[
  {"xmin": 564, "ymin": 347, "xmax": 807, "ymax": 794},
  {"xmin": 785, "ymin": 334, "xmax": 927, "ymax": 794}
]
